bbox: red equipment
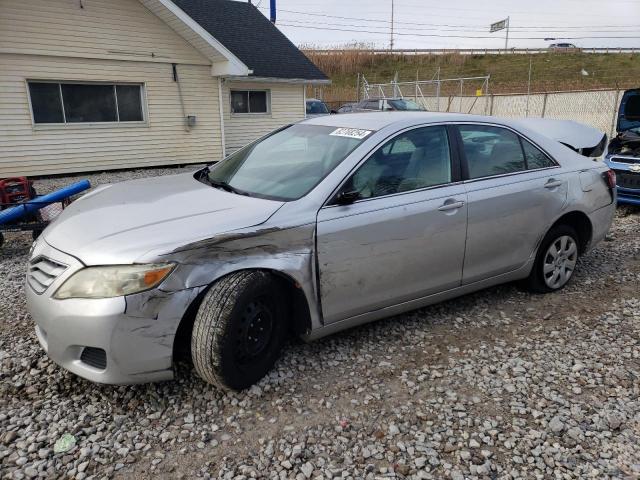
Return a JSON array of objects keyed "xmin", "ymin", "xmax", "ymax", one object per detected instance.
[{"xmin": 0, "ymin": 177, "xmax": 35, "ymax": 206}]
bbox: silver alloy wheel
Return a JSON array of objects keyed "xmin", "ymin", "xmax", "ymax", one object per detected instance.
[{"xmin": 543, "ymin": 235, "xmax": 578, "ymax": 289}]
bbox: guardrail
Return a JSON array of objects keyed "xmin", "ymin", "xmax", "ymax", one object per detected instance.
[{"xmin": 304, "ymin": 47, "xmax": 639, "ymax": 55}]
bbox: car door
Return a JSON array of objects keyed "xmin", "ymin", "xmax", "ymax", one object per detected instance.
[
  {"xmin": 316, "ymin": 125, "xmax": 468, "ymax": 324},
  {"xmin": 455, "ymin": 123, "xmax": 568, "ymax": 284}
]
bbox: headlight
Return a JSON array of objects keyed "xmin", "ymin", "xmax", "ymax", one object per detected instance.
[{"xmin": 53, "ymin": 263, "xmax": 175, "ymax": 299}]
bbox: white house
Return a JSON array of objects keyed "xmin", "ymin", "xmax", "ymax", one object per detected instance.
[{"xmin": 0, "ymin": 0, "xmax": 329, "ymax": 176}]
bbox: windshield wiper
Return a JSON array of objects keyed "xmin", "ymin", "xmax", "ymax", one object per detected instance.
[{"xmin": 208, "ymin": 179, "xmax": 251, "ymax": 196}]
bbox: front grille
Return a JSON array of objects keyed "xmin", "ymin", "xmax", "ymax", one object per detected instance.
[
  {"xmin": 80, "ymin": 347, "xmax": 107, "ymax": 370},
  {"xmin": 610, "ymin": 156, "xmax": 640, "ymax": 165},
  {"xmin": 27, "ymin": 256, "xmax": 67, "ymax": 294},
  {"xmin": 614, "ymin": 170, "xmax": 640, "ymax": 190}
]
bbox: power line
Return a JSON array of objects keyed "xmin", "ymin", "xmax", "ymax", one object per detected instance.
[
  {"xmin": 279, "ymin": 18, "xmax": 637, "ymax": 34},
  {"xmin": 260, "ymin": 7, "xmax": 640, "ymax": 28},
  {"xmin": 277, "ymin": 23, "xmax": 640, "ymax": 40},
  {"xmin": 258, "ymin": 6, "xmax": 640, "ymax": 29}
]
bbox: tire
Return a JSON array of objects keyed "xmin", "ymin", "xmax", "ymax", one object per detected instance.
[
  {"xmin": 525, "ymin": 225, "xmax": 580, "ymax": 293},
  {"xmin": 191, "ymin": 271, "xmax": 287, "ymax": 390},
  {"xmin": 0, "ymin": 232, "xmax": 4, "ymax": 248}
]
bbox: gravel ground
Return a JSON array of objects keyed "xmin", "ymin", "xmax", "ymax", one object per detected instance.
[{"xmin": 1, "ymin": 167, "xmax": 639, "ymax": 480}]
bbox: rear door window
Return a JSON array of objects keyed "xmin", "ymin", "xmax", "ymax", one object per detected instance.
[{"xmin": 458, "ymin": 125, "xmax": 526, "ymax": 179}]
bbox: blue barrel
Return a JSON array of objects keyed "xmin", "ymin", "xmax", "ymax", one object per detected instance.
[{"xmin": 0, "ymin": 180, "xmax": 91, "ymax": 225}]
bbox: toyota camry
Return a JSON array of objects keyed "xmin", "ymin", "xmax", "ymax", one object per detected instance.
[{"xmin": 26, "ymin": 112, "xmax": 616, "ymax": 390}]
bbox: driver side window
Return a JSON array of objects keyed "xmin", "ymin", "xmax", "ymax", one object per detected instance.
[{"xmin": 345, "ymin": 126, "xmax": 452, "ymax": 200}]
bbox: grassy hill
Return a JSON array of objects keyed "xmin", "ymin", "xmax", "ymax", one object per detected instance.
[{"xmin": 303, "ymin": 50, "xmax": 640, "ymax": 105}]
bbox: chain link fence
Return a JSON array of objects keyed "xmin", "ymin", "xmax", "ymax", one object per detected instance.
[
  {"xmin": 326, "ymin": 77, "xmax": 624, "ymax": 137},
  {"xmin": 437, "ymin": 89, "xmax": 623, "ymax": 136}
]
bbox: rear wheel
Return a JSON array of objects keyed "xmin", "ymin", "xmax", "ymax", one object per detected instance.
[
  {"xmin": 191, "ymin": 271, "xmax": 287, "ymax": 390},
  {"xmin": 525, "ymin": 225, "xmax": 579, "ymax": 293}
]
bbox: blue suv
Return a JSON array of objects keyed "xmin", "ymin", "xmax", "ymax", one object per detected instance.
[{"xmin": 605, "ymin": 89, "xmax": 640, "ymax": 206}]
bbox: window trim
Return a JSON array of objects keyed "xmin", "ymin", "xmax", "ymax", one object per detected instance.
[
  {"xmin": 230, "ymin": 89, "xmax": 271, "ymax": 116},
  {"xmin": 451, "ymin": 122, "xmax": 560, "ymax": 183},
  {"xmin": 26, "ymin": 79, "xmax": 148, "ymax": 128},
  {"xmin": 324, "ymin": 123, "xmax": 461, "ymax": 207}
]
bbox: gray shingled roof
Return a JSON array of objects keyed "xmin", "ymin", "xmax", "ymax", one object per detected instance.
[{"xmin": 171, "ymin": 0, "xmax": 328, "ymax": 81}]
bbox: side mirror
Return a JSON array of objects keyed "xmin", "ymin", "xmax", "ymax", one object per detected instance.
[{"xmin": 335, "ymin": 190, "xmax": 360, "ymax": 205}]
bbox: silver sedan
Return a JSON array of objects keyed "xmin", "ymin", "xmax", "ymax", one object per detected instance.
[{"xmin": 26, "ymin": 112, "xmax": 616, "ymax": 390}]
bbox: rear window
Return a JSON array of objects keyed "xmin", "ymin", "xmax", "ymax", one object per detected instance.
[
  {"xmin": 388, "ymin": 99, "xmax": 423, "ymax": 111},
  {"xmin": 306, "ymin": 101, "xmax": 329, "ymax": 114}
]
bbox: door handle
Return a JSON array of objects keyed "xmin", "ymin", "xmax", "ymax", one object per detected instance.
[
  {"xmin": 545, "ymin": 179, "xmax": 563, "ymax": 189},
  {"xmin": 438, "ymin": 200, "xmax": 465, "ymax": 211}
]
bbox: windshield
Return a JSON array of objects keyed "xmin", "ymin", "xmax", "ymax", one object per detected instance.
[
  {"xmin": 306, "ymin": 101, "xmax": 329, "ymax": 114},
  {"xmin": 204, "ymin": 124, "xmax": 371, "ymax": 200},
  {"xmin": 389, "ymin": 99, "xmax": 423, "ymax": 111}
]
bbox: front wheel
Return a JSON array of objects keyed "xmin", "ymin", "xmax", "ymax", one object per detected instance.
[
  {"xmin": 191, "ymin": 271, "xmax": 287, "ymax": 390},
  {"xmin": 525, "ymin": 225, "xmax": 579, "ymax": 293}
]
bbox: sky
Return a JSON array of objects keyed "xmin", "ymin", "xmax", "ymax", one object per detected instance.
[{"xmin": 250, "ymin": 0, "xmax": 640, "ymax": 50}]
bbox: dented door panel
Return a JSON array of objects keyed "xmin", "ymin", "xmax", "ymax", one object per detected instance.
[{"xmin": 316, "ymin": 185, "xmax": 467, "ymax": 324}]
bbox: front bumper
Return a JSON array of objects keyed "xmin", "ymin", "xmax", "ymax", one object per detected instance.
[
  {"xmin": 616, "ymin": 187, "xmax": 640, "ymax": 206},
  {"xmin": 25, "ymin": 240, "xmax": 195, "ymax": 384},
  {"xmin": 605, "ymin": 157, "xmax": 640, "ymax": 206}
]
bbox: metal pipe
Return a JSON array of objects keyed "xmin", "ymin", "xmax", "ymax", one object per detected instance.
[
  {"xmin": 0, "ymin": 180, "xmax": 91, "ymax": 225},
  {"xmin": 270, "ymin": 0, "xmax": 276, "ymax": 23},
  {"xmin": 505, "ymin": 16, "xmax": 510, "ymax": 52}
]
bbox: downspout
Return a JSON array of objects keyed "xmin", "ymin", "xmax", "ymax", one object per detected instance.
[
  {"xmin": 218, "ymin": 77, "xmax": 226, "ymax": 158},
  {"xmin": 172, "ymin": 63, "xmax": 189, "ymax": 132},
  {"xmin": 303, "ymin": 83, "xmax": 307, "ymax": 119}
]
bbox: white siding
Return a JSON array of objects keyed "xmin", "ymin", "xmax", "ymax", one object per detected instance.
[
  {"xmin": 0, "ymin": 54, "xmax": 223, "ymax": 176},
  {"xmin": 0, "ymin": 0, "xmax": 209, "ymax": 65},
  {"xmin": 223, "ymin": 82, "xmax": 305, "ymax": 152}
]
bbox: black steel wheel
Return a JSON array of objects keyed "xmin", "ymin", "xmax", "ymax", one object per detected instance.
[{"xmin": 191, "ymin": 271, "xmax": 287, "ymax": 390}]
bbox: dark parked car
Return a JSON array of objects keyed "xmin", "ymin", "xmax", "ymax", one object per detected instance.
[
  {"xmin": 352, "ymin": 97, "xmax": 425, "ymax": 112},
  {"xmin": 305, "ymin": 98, "xmax": 331, "ymax": 118},
  {"xmin": 605, "ymin": 88, "xmax": 640, "ymax": 205},
  {"xmin": 337, "ymin": 102, "xmax": 357, "ymax": 113}
]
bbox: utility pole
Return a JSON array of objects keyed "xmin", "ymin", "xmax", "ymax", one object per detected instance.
[
  {"xmin": 390, "ymin": 0, "xmax": 394, "ymax": 52},
  {"xmin": 504, "ymin": 16, "xmax": 510, "ymax": 51}
]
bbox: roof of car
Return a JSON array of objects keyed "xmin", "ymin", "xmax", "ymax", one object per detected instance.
[
  {"xmin": 171, "ymin": 0, "xmax": 328, "ymax": 80},
  {"xmin": 300, "ymin": 111, "xmax": 488, "ymax": 130}
]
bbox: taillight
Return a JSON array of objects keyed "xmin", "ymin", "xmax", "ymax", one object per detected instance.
[{"xmin": 604, "ymin": 169, "xmax": 616, "ymax": 189}]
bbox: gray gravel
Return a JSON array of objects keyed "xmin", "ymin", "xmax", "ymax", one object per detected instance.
[{"xmin": 1, "ymin": 167, "xmax": 639, "ymax": 480}]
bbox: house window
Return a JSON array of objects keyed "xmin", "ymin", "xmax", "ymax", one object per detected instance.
[
  {"xmin": 28, "ymin": 81, "xmax": 145, "ymax": 124},
  {"xmin": 230, "ymin": 90, "xmax": 269, "ymax": 114}
]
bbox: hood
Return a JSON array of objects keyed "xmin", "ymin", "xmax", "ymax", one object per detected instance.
[
  {"xmin": 617, "ymin": 89, "xmax": 640, "ymax": 133},
  {"xmin": 43, "ymin": 172, "xmax": 284, "ymax": 265},
  {"xmin": 514, "ymin": 118, "xmax": 607, "ymax": 157}
]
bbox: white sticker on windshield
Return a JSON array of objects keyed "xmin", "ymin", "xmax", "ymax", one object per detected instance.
[{"xmin": 329, "ymin": 127, "xmax": 372, "ymax": 140}]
